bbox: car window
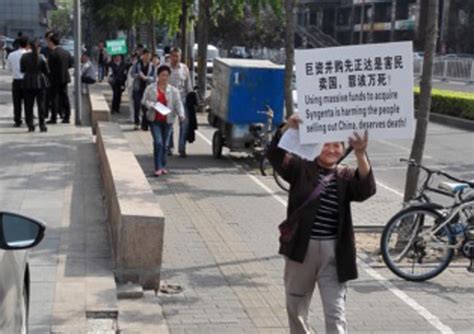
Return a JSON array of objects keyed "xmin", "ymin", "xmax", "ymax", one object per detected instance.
[{"xmin": 2, "ymin": 214, "xmax": 40, "ymax": 248}]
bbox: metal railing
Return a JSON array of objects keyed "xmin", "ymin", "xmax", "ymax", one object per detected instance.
[{"xmin": 414, "ymin": 58, "xmax": 474, "ymax": 83}]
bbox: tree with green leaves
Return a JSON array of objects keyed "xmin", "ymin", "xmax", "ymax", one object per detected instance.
[{"xmin": 196, "ymin": 0, "xmax": 282, "ymax": 98}]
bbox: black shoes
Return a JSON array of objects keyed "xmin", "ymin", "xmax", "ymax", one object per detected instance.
[
  {"xmin": 40, "ymin": 124, "xmax": 48, "ymax": 132},
  {"xmin": 28, "ymin": 125, "xmax": 35, "ymax": 132},
  {"xmin": 179, "ymin": 151, "xmax": 187, "ymax": 158},
  {"xmin": 61, "ymin": 119, "xmax": 70, "ymax": 124},
  {"xmin": 13, "ymin": 122, "xmax": 22, "ymax": 128},
  {"xmin": 46, "ymin": 119, "xmax": 57, "ymax": 124}
]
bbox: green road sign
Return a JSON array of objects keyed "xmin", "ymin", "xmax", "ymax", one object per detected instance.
[{"xmin": 106, "ymin": 39, "xmax": 127, "ymax": 56}]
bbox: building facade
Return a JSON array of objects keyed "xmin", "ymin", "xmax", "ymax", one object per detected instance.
[
  {"xmin": 296, "ymin": 0, "xmax": 469, "ymax": 53},
  {"xmin": 0, "ymin": 0, "xmax": 57, "ymax": 39},
  {"xmin": 296, "ymin": 0, "xmax": 419, "ymax": 47}
]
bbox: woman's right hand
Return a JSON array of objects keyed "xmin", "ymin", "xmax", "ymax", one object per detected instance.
[{"xmin": 286, "ymin": 114, "xmax": 301, "ymax": 129}]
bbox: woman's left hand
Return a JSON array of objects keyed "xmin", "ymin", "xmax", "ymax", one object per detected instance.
[
  {"xmin": 348, "ymin": 130, "xmax": 368, "ymax": 156},
  {"xmin": 179, "ymin": 115, "xmax": 185, "ymax": 123}
]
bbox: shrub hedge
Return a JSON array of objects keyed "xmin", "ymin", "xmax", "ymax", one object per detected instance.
[{"xmin": 414, "ymin": 87, "xmax": 474, "ymax": 121}]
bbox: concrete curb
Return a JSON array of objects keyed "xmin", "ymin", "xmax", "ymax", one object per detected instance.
[
  {"xmin": 428, "ymin": 112, "xmax": 474, "ymax": 131},
  {"xmin": 415, "ymin": 111, "xmax": 474, "ymax": 131}
]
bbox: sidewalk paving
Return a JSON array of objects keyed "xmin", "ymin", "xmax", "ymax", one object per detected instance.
[
  {"xmin": 109, "ymin": 89, "xmax": 473, "ymax": 333},
  {"xmin": 1, "ymin": 66, "xmax": 472, "ymax": 333},
  {"xmin": 0, "ymin": 69, "xmax": 116, "ymax": 333}
]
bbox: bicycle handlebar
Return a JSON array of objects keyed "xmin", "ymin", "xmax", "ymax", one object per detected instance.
[
  {"xmin": 400, "ymin": 158, "xmax": 474, "ymax": 186},
  {"xmin": 337, "ymin": 145, "xmax": 353, "ymax": 164}
]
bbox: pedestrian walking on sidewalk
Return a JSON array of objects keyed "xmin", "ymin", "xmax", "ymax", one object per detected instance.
[
  {"xmin": 108, "ymin": 54, "xmax": 128, "ymax": 114},
  {"xmin": 169, "ymin": 47, "xmax": 192, "ymax": 158},
  {"xmin": 142, "ymin": 65, "xmax": 185, "ymax": 177},
  {"xmin": 45, "ymin": 32, "xmax": 73, "ymax": 124},
  {"xmin": 21, "ymin": 39, "xmax": 50, "ymax": 132},
  {"xmin": 0, "ymin": 34, "xmax": 5, "ymax": 70},
  {"xmin": 93, "ymin": 40, "xmax": 109, "ymax": 82},
  {"xmin": 151, "ymin": 54, "xmax": 161, "ymax": 76},
  {"xmin": 131, "ymin": 49, "xmax": 155, "ymax": 131},
  {"xmin": 267, "ymin": 114, "xmax": 376, "ymax": 334},
  {"xmin": 126, "ymin": 53, "xmax": 138, "ymax": 123},
  {"xmin": 6, "ymin": 36, "xmax": 28, "ymax": 127}
]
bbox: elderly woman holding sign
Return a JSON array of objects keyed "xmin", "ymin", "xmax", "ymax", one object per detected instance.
[
  {"xmin": 142, "ymin": 65, "xmax": 185, "ymax": 176},
  {"xmin": 267, "ymin": 114, "xmax": 376, "ymax": 334}
]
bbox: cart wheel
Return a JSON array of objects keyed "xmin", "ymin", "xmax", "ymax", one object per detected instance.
[{"xmin": 212, "ymin": 130, "xmax": 223, "ymax": 159}]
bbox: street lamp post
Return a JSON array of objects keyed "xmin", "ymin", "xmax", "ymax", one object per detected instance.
[{"xmin": 73, "ymin": 0, "xmax": 82, "ymax": 125}]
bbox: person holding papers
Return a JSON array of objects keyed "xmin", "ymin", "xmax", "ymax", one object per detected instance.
[
  {"xmin": 142, "ymin": 65, "xmax": 185, "ymax": 177},
  {"xmin": 267, "ymin": 114, "xmax": 376, "ymax": 334}
]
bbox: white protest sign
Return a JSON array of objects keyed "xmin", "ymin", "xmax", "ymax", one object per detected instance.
[
  {"xmin": 295, "ymin": 41, "xmax": 414, "ymax": 144},
  {"xmin": 278, "ymin": 128, "xmax": 322, "ymax": 161}
]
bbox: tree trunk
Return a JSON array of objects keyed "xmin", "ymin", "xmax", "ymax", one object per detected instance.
[
  {"xmin": 197, "ymin": 0, "xmax": 210, "ymax": 99},
  {"xmin": 403, "ymin": 0, "xmax": 439, "ymax": 202},
  {"xmin": 368, "ymin": 3, "xmax": 375, "ymax": 43},
  {"xmin": 349, "ymin": 5, "xmax": 355, "ymax": 44},
  {"xmin": 415, "ymin": 0, "xmax": 429, "ymax": 51},
  {"xmin": 390, "ymin": 0, "xmax": 397, "ymax": 41},
  {"xmin": 439, "ymin": 0, "xmax": 450, "ymax": 54},
  {"xmin": 284, "ymin": 0, "xmax": 296, "ymax": 119},
  {"xmin": 149, "ymin": 17, "xmax": 156, "ymax": 54},
  {"xmin": 180, "ymin": 0, "xmax": 188, "ymax": 62},
  {"xmin": 359, "ymin": 0, "xmax": 365, "ymax": 44}
]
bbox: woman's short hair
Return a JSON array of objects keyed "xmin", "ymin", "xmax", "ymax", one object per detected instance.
[{"xmin": 157, "ymin": 65, "xmax": 171, "ymax": 75}]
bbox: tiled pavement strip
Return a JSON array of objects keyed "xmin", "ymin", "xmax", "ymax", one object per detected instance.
[{"xmin": 118, "ymin": 96, "xmax": 474, "ymax": 334}]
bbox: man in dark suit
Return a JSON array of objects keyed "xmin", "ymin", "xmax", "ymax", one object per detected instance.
[{"xmin": 46, "ymin": 32, "xmax": 73, "ymax": 124}]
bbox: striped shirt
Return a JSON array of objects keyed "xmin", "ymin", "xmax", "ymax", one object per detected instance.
[{"xmin": 311, "ymin": 168, "xmax": 339, "ymax": 239}]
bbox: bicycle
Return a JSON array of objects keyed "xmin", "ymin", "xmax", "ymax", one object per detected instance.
[
  {"xmin": 381, "ymin": 159, "xmax": 474, "ymax": 281},
  {"xmin": 250, "ymin": 106, "xmax": 290, "ymax": 192}
]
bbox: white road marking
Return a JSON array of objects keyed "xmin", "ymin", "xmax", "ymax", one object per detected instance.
[
  {"xmin": 358, "ymin": 255, "xmax": 455, "ymax": 334},
  {"xmin": 195, "ymin": 128, "xmax": 453, "ymax": 334},
  {"xmin": 195, "ymin": 130, "xmax": 212, "ymax": 145},
  {"xmin": 376, "ymin": 180, "xmax": 404, "ymax": 197},
  {"xmin": 195, "ymin": 131, "xmax": 288, "ymax": 206}
]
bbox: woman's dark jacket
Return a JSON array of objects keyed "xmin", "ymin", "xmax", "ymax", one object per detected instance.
[
  {"xmin": 20, "ymin": 53, "xmax": 50, "ymax": 91},
  {"xmin": 109, "ymin": 61, "xmax": 129, "ymax": 86},
  {"xmin": 267, "ymin": 129, "xmax": 376, "ymax": 283}
]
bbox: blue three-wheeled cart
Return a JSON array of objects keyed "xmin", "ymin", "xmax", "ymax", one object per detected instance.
[{"xmin": 208, "ymin": 58, "xmax": 285, "ymax": 159}]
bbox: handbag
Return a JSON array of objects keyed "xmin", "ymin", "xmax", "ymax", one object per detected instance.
[
  {"xmin": 41, "ymin": 73, "xmax": 50, "ymax": 89},
  {"xmin": 278, "ymin": 172, "xmax": 336, "ymax": 243},
  {"xmin": 146, "ymin": 107, "xmax": 156, "ymax": 122}
]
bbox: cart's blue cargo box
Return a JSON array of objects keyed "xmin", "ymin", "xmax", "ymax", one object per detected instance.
[{"xmin": 211, "ymin": 58, "xmax": 285, "ymax": 126}]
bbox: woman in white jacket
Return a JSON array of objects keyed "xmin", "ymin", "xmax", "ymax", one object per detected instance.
[{"xmin": 142, "ymin": 65, "xmax": 185, "ymax": 176}]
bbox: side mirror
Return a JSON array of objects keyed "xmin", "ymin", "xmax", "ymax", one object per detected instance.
[{"xmin": 0, "ymin": 212, "xmax": 46, "ymax": 250}]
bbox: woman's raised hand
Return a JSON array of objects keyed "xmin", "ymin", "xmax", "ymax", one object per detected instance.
[{"xmin": 287, "ymin": 114, "xmax": 302, "ymax": 129}]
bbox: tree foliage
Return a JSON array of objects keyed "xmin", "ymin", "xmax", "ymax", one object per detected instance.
[
  {"xmin": 49, "ymin": 0, "xmax": 73, "ymax": 37},
  {"xmin": 209, "ymin": 4, "xmax": 285, "ymax": 51}
]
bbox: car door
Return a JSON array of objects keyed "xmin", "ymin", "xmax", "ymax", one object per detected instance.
[{"xmin": 0, "ymin": 247, "xmax": 27, "ymax": 333}]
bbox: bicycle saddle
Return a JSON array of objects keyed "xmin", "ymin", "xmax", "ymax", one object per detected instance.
[
  {"xmin": 249, "ymin": 124, "xmax": 264, "ymax": 132},
  {"xmin": 438, "ymin": 181, "xmax": 472, "ymax": 193}
]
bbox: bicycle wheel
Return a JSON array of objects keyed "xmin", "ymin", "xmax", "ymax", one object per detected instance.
[
  {"xmin": 273, "ymin": 169, "xmax": 289, "ymax": 192},
  {"xmin": 259, "ymin": 155, "xmax": 273, "ymax": 176},
  {"xmin": 381, "ymin": 206, "xmax": 455, "ymax": 281}
]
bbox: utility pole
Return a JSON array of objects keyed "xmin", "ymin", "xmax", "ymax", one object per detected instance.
[{"xmin": 73, "ymin": 0, "xmax": 82, "ymax": 125}]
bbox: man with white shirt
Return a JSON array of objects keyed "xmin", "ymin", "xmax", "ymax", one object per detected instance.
[
  {"xmin": 169, "ymin": 47, "xmax": 192, "ymax": 157},
  {"xmin": 6, "ymin": 36, "xmax": 28, "ymax": 127}
]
